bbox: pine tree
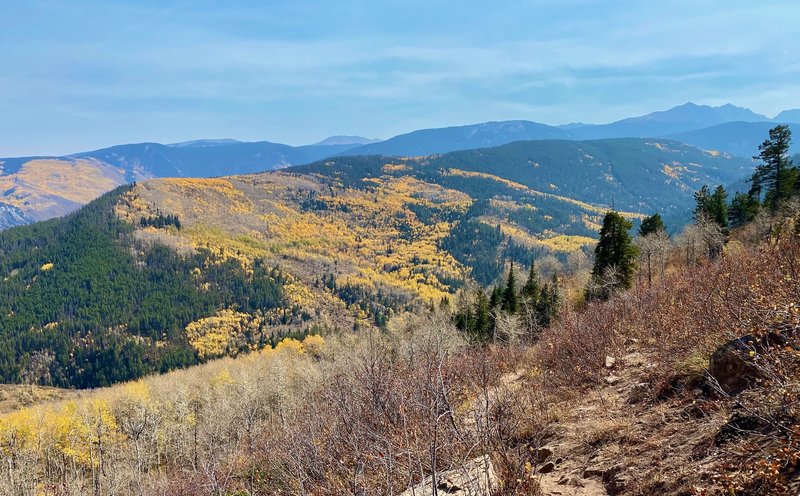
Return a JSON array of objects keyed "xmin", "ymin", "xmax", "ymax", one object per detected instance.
[
  {"xmin": 501, "ymin": 261, "xmax": 518, "ymax": 313},
  {"xmin": 489, "ymin": 285, "xmax": 502, "ymax": 309},
  {"xmin": 473, "ymin": 288, "xmax": 491, "ymax": 341},
  {"xmin": 751, "ymin": 124, "xmax": 797, "ymax": 211},
  {"xmin": 638, "ymin": 213, "xmax": 666, "ymax": 237},
  {"xmin": 521, "ymin": 260, "xmax": 541, "ymax": 301},
  {"xmin": 590, "ymin": 211, "xmax": 638, "ymax": 299},
  {"xmin": 729, "ymin": 191, "xmax": 760, "ymax": 227},
  {"xmin": 536, "ymin": 273, "xmax": 561, "ymax": 327},
  {"xmin": 694, "ymin": 185, "xmax": 729, "ymax": 230}
]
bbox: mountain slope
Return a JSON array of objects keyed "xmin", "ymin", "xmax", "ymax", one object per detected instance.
[
  {"xmin": 343, "ymin": 120, "xmax": 571, "ymax": 156},
  {"xmin": 73, "ymin": 140, "xmax": 359, "ymax": 178},
  {"xmin": 0, "ymin": 202, "xmax": 34, "ymax": 229},
  {"xmin": 568, "ymin": 102, "xmax": 770, "ymax": 139},
  {"xmin": 665, "ymin": 122, "xmax": 800, "ymax": 157},
  {"xmin": 0, "ymin": 186, "xmax": 299, "ymax": 388},
  {"xmin": 0, "ymin": 140, "xmax": 358, "ymax": 225},
  {"xmin": 774, "ymin": 109, "xmax": 800, "ymax": 122},
  {"xmin": 0, "ymin": 104, "xmax": 781, "ymax": 226}
]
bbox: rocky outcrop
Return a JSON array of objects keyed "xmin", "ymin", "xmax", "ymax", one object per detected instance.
[
  {"xmin": 708, "ymin": 328, "xmax": 795, "ymax": 395},
  {"xmin": 399, "ymin": 455, "xmax": 497, "ymax": 496}
]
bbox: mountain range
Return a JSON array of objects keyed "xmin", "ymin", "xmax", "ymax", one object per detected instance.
[
  {"xmin": 0, "ymin": 102, "xmax": 795, "ymax": 229},
  {"xmin": 0, "ymin": 137, "xmax": 752, "ymax": 388}
]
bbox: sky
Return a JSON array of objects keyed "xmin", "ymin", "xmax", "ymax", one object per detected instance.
[{"xmin": 1, "ymin": 0, "xmax": 799, "ymax": 156}]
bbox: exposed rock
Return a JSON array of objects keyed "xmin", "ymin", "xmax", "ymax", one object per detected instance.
[
  {"xmin": 557, "ymin": 474, "xmax": 585, "ymax": 487},
  {"xmin": 532, "ymin": 446, "xmax": 554, "ymax": 463},
  {"xmin": 709, "ymin": 328, "xmax": 797, "ymax": 395},
  {"xmin": 582, "ymin": 468, "xmax": 607, "ymax": 479},
  {"xmin": 604, "ymin": 355, "xmax": 616, "ymax": 368},
  {"xmin": 605, "ymin": 375, "xmax": 621, "ymax": 385},
  {"xmin": 399, "ymin": 455, "xmax": 497, "ymax": 496},
  {"xmin": 714, "ymin": 412, "xmax": 771, "ymax": 446},
  {"xmin": 708, "ymin": 335, "xmax": 763, "ymax": 395},
  {"xmin": 538, "ymin": 461, "xmax": 556, "ymax": 474}
]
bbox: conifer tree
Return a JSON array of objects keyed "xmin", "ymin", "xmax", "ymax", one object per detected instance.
[
  {"xmin": 589, "ymin": 211, "xmax": 638, "ymax": 299},
  {"xmin": 521, "ymin": 260, "xmax": 541, "ymax": 301},
  {"xmin": 501, "ymin": 261, "xmax": 518, "ymax": 313},
  {"xmin": 473, "ymin": 288, "xmax": 491, "ymax": 341},
  {"xmin": 694, "ymin": 185, "xmax": 729, "ymax": 229},
  {"xmin": 751, "ymin": 124, "xmax": 797, "ymax": 211},
  {"xmin": 537, "ymin": 273, "xmax": 560, "ymax": 327},
  {"xmin": 638, "ymin": 213, "xmax": 666, "ymax": 237},
  {"xmin": 729, "ymin": 191, "xmax": 760, "ymax": 227}
]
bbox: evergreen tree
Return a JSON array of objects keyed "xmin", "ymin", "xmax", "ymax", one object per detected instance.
[
  {"xmin": 521, "ymin": 260, "xmax": 541, "ymax": 301},
  {"xmin": 638, "ymin": 213, "xmax": 666, "ymax": 237},
  {"xmin": 751, "ymin": 124, "xmax": 797, "ymax": 211},
  {"xmin": 729, "ymin": 191, "xmax": 760, "ymax": 227},
  {"xmin": 589, "ymin": 211, "xmax": 638, "ymax": 298},
  {"xmin": 473, "ymin": 288, "xmax": 491, "ymax": 341},
  {"xmin": 489, "ymin": 285, "xmax": 502, "ymax": 309},
  {"xmin": 501, "ymin": 261, "xmax": 518, "ymax": 313},
  {"xmin": 536, "ymin": 273, "xmax": 561, "ymax": 327},
  {"xmin": 694, "ymin": 185, "xmax": 729, "ymax": 230}
]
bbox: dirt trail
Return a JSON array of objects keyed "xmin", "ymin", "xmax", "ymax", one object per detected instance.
[{"xmin": 502, "ymin": 347, "xmax": 729, "ymax": 495}]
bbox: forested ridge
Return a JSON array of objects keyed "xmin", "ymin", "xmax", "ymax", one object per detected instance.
[{"xmin": 0, "ymin": 186, "xmax": 288, "ymax": 388}]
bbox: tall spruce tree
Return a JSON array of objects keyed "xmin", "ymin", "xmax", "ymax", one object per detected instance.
[
  {"xmin": 537, "ymin": 273, "xmax": 560, "ymax": 327},
  {"xmin": 521, "ymin": 260, "xmax": 541, "ymax": 301},
  {"xmin": 501, "ymin": 261, "xmax": 518, "ymax": 313},
  {"xmin": 590, "ymin": 211, "xmax": 638, "ymax": 298},
  {"xmin": 473, "ymin": 288, "xmax": 491, "ymax": 341}
]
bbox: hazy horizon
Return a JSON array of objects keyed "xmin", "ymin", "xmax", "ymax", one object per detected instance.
[{"xmin": 2, "ymin": 0, "xmax": 799, "ymax": 156}]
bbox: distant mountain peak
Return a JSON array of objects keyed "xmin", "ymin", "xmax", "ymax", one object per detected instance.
[
  {"xmin": 168, "ymin": 138, "xmax": 243, "ymax": 148},
  {"xmin": 312, "ymin": 135, "xmax": 382, "ymax": 146},
  {"xmin": 625, "ymin": 102, "xmax": 768, "ymax": 124},
  {"xmin": 774, "ymin": 109, "xmax": 800, "ymax": 122}
]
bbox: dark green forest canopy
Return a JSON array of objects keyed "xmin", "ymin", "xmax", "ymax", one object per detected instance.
[{"xmin": 0, "ymin": 186, "xmax": 287, "ymax": 388}]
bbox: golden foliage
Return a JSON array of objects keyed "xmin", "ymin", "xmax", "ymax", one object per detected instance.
[{"xmin": 185, "ymin": 309, "xmax": 263, "ymax": 359}]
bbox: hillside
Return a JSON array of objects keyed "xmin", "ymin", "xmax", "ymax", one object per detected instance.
[
  {"xmin": 0, "ymin": 141, "xmax": 359, "ymax": 227},
  {"xmin": 665, "ymin": 121, "xmax": 800, "ymax": 158},
  {"xmin": 343, "ymin": 120, "xmax": 571, "ymax": 156},
  {"xmin": 0, "ymin": 186, "xmax": 305, "ymax": 388},
  {"xmin": 0, "ymin": 138, "xmax": 752, "ymax": 390},
  {"xmin": 0, "ymin": 227, "xmax": 795, "ymax": 495}
]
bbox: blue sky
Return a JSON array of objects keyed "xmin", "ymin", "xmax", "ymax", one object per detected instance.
[{"xmin": 1, "ymin": 0, "xmax": 799, "ymax": 156}]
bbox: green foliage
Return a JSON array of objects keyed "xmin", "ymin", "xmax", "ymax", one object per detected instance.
[
  {"xmin": 140, "ymin": 212, "xmax": 181, "ymax": 229},
  {"xmin": 750, "ymin": 124, "xmax": 798, "ymax": 211},
  {"xmin": 501, "ymin": 262, "xmax": 518, "ymax": 313},
  {"xmin": 0, "ymin": 186, "xmax": 285, "ymax": 389},
  {"xmin": 638, "ymin": 213, "xmax": 666, "ymax": 236},
  {"xmin": 589, "ymin": 211, "xmax": 638, "ymax": 299},
  {"xmin": 729, "ymin": 191, "xmax": 760, "ymax": 228},
  {"xmin": 454, "ymin": 259, "xmax": 560, "ymax": 341},
  {"xmin": 521, "ymin": 261, "xmax": 541, "ymax": 300},
  {"xmin": 694, "ymin": 184, "xmax": 729, "ymax": 229},
  {"xmin": 535, "ymin": 273, "xmax": 561, "ymax": 328}
]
